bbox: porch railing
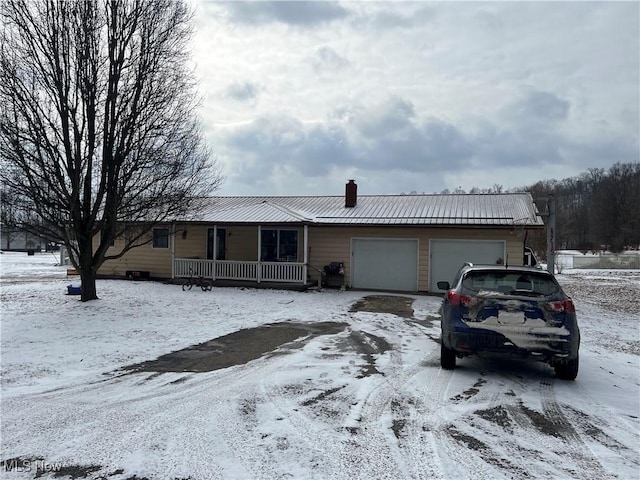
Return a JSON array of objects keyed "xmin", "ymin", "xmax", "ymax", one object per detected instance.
[
  {"xmin": 174, "ymin": 258, "xmax": 215, "ymax": 278},
  {"xmin": 216, "ymin": 260, "xmax": 258, "ymax": 281},
  {"xmin": 260, "ymin": 262, "xmax": 305, "ymax": 283},
  {"xmin": 174, "ymin": 258, "xmax": 306, "ymax": 284}
]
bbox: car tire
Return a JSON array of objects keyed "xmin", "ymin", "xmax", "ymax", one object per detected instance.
[
  {"xmin": 441, "ymin": 341, "xmax": 456, "ymax": 370},
  {"xmin": 554, "ymin": 354, "xmax": 579, "ymax": 380}
]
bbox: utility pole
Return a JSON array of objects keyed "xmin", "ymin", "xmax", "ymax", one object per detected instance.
[
  {"xmin": 547, "ymin": 196, "xmax": 556, "ymax": 274},
  {"xmin": 535, "ymin": 195, "xmax": 556, "ymax": 274}
]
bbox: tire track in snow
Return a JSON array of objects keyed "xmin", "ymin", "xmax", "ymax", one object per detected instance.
[
  {"xmin": 426, "ymin": 369, "xmax": 528, "ymax": 480},
  {"xmin": 391, "ymin": 349, "xmax": 452, "ymax": 480},
  {"xmin": 446, "ymin": 373, "xmax": 530, "ymax": 478},
  {"xmin": 490, "ymin": 374, "xmax": 616, "ymax": 479},
  {"xmin": 207, "ymin": 357, "xmax": 315, "ymax": 480},
  {"xmin": 337, "ymin": 345, "xmax": 417, "ymax": 479},
  {"xmin": 538, "ymin": 377, "xmax": 614, "ymax": 479},
  {"xmin": 337, "ymin": 313, "xmax": 455, "ymax": 480},
  {"xmin": 480, "ymin": 369, "xmax": 571, "ymax": 477},
  {"xmin": 2, "ymin": 370, "xmax": 253, "ymax": 478},
  {"xmin": 266, "ymin": 327, "xmax": 412, "ymax": 479},
  {"xmin": 255, "ymin": 315, "xmax": 440, "ymax": 479},
  {"xmin": 255, "ymin": 354, "xmax": 351, "ymax": 478}
]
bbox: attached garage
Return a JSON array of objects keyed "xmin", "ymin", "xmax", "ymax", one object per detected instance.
[
  {"xmin": 351, "ymin": 238, "xmax": 419, "ymax": 292},
  {"xmin": 429, "ymin": 239, "xmax": 505, "ymax": 291}
]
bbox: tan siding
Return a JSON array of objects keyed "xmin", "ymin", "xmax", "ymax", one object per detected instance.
[
  {"xmin": 506, "ymin": 240, "xmax": 524, "ymax": 267},
  {"xmin": 225, "ymin": 226, "xmax": 258, "ymax": 260},
  {"xmin": 97, "ymin": 227, "xmax": 174, "ymax": 278},
  {"xmin": 174, "ymin": 224, "xmax": 207, "ymax": 259}
]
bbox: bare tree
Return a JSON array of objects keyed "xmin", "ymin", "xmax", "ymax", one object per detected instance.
[{"xmin": 0, "ymin": 0, "xmax": 222, "ymax": 300}]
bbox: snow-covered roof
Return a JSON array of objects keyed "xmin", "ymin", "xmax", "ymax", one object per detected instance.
[{"xmin": 190, "ymin": 193, "xmax": 544, "ymax": 227}]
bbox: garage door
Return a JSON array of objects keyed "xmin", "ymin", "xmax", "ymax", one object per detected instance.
[
  {"xmin": 351, "ymin": 238, "xmax": 418, "ymax": 291},
  {"xmin": 430, "ymin": 239, "xmax": 505, "ymax": 291}
]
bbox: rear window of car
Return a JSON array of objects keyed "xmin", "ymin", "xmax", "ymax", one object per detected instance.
[{"xmin": 462, "ymin": 271, "xmax": 560, "ymax": 296}]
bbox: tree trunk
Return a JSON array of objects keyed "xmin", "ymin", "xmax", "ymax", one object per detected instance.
[
  {"xmin": 79, "ymin": 247, "xmax": 99, "ymax": 302},
  {"xmin": 80, "ymin": 268, "xmax": 98, "ymax": 301}
]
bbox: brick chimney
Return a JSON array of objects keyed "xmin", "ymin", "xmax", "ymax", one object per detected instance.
[{"xmin": 345, "ymin": 180, "xmax": 357, "ymax": 208}]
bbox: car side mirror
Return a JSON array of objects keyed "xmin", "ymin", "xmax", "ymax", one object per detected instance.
[{"xmin": 437, "ymin": 281, "xmax": 450, "ymax": 290}]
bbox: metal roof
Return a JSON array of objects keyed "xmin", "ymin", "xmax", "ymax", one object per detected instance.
[{"xmin": 189, "ymin": 193, "xmax": 544, "ymax": 227}]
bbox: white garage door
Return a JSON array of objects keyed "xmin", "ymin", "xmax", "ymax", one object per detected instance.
[
  {"xmin": 430, "ymin": 239, "xmax": 505, "ymax": 291},
  {"xmin": 351, "ymin": 238, "xmax": 418, "ymax": 291}
]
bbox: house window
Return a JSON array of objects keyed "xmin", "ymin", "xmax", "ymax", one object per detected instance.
[
  {"xmin": 101, "ymin": 231, "xmax": 115, "ymax": 248},
  {"xmin": 207, "ymin": 228, "xmax": 226, "ymax": 260},
  {"xmin": 152, "ymin": 228, "xmax": 169, "ymax": 249},
  {"xmin": 261, "ymin": 229, "xmax": 298, "ymax": 261}
]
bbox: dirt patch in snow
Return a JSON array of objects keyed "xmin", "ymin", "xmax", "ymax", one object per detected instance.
[
  {"xmin": 349, "ymin": 294, "xmax": 415, "ymax": 317},
  {"xmin": 343, "ymin": 331, "xmax": 392, "ymax": 377},
  {"xmin": 123, "ymin": 321, "xmax": 347, "ymax": 373},
  {"xmin": 122, "ymin": 295, "xmax": 413, "ymax": 375}
]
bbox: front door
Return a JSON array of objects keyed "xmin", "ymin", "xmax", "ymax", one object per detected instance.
[{"xmin": 207, "ymin": 228, "xmax": 226, "ymax": 260}]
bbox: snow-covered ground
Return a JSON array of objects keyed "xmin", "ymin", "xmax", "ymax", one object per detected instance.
[{"xmin": 1, "ymin": 251, "xmax": 639, "ymax": 479}]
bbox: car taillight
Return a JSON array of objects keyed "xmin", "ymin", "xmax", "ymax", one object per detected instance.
[
  {"xmin": 447, "ymin": 290, "xmax": 473, "ymax": 307},
  {"xmin": 546, "ymin": 299, "xmax": 575, "ymax": 313}
]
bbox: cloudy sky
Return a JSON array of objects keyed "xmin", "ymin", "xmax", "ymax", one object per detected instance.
[{"xmin": 190, "ymin": 1, "xmax": 639, "ymax": 196}]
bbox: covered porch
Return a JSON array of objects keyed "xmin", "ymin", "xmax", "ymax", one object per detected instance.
[{"xmin": 172, "ymin": 224, "xmax": 310, "ymax": 285}]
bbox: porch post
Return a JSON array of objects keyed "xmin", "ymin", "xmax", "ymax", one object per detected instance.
[
  {"xmin": 171, "ymin": 222, "xmax": 176, "ymax": 279},
  {"xmin": 212, "ymin": 225, "xmax": 217, "ymax": 280},
  {"xmin": 303, "ymin": 224, "xmax": 308, "ymax": 284},
  {"xmin": 257, "ymin": 225, "xmax": 262, "ymax": 283}
]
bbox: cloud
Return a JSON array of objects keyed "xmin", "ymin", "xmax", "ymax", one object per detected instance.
[
  {"xmin": 350, "ymin": 3, "xmax": 437, "ymax": 32},
  {"xmin": 225, "ymin": 81, "xmax": 261, "ymax": 102},
  {"xmin": 353, "ymin": 97, "xmax": 416, "ymax": 138},
  {"xmin": 355, "ymin": 117, "xmax": 472, "ymax": 173},
  {"xmin": 220, "ymin": 97, "xmax": 474, "ymax": 185},
  {"xmin": 505, "ymin": 90, "xmax": 570, "ymax": 126},
  {"xmin": 223, "ymin": 1, "xmax": 350, "ymax": 27},
  {"xmin": 223, "ymin": 115, "xmax": 355, "ymax": 179},
  {"xmin": 311, "ymin": 47, "xmax": 350, "ymax": 74}
]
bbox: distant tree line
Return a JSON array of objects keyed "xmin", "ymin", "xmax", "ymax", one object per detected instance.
[
  {"xmin": 440, "ymin": 162, "xmax": 640, "ymax": 257},
  {"xmin": 527, "ymin": 162, "xmax": 639, "ymax": 254}
]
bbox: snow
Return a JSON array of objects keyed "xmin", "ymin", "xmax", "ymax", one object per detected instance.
[{"xmin": 1, "ymin": 251, "xmax": 639, "ymax": 479}]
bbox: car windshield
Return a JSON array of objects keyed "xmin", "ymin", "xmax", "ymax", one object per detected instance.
[{"xmin": 462, "ymin": 271, "xmax": 560, "ymax": 296}]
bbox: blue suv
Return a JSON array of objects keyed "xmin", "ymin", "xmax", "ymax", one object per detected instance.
[{"xmin": 437, "ymin": 263, "xmax": 580, "ymax": 380}]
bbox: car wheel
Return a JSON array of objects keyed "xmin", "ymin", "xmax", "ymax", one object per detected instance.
[
  {"xmin": 441, "ymin": 341, "xmax": 456, "ymax": 370},
  {"xmin": 554, "ymin": 354, "xmax": 579, "ymax": 380}
]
